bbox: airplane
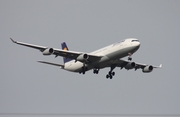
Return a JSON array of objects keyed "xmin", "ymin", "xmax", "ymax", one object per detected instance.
[{"xmin": 10, "ymin": 38, "xmax": 162, "ymax": 79}]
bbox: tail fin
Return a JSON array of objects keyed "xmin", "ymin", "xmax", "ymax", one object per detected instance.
[{"xmin": 61, "ymin": 42, "xmax": 73, "ymax": 63}]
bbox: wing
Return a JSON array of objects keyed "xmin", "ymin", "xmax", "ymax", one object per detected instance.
[
  {"xmin": 10, "ymin": 38, "xmax": 47, "ymax": 51},
  {"xmin": 114, "ymin": 59, "xmax": 162, "ymax": 73},
  {"xmin": 10, "ymin": 38, "xmax": 102, "ymax": 62}
]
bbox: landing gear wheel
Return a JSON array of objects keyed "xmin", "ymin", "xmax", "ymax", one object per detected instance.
[
  {"xmin": 93, "ymin": 69, "xmax": 99, "ymax": 74},
  {"xmin": 106, "ymin": 71, "xmax": 115, "ymax": 79},
  {"xmin": 109, "ymin": 75, "xmax": 112, "ymax": 79},
  {"xmin": 109, "ymin": 71, "xmax": 111, "ymax": 75},
  {"xmin": 82, "ymin": 67, "xmax": 87, "ymax": 75},
  {"xmin": 109, "ymin": 71, "xmax": 115, "ymax": 76},
  {"xmin": 112, "ymin": 72, "xmax": 115, "ymax": 76}
]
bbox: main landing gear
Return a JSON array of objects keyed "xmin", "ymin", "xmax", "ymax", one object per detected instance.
[
  {"xmin": 106, "ymin": 66, "xmax": 116, "ymax": 79},
  {"xmin": 93, "ymin": 68, "xmax": 99, "ymax": 74},
  {"xmin": 79, "ymin": 66, "xmax": 87, "ymax": 75},
  {"xmin": 106, "ymin": 71, "xmax": 115, "ymax": 79}
]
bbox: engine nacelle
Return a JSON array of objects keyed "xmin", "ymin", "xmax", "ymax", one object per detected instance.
[
  {"xmin": 42, "ymin": 48, "xmax": 54, "ymax": 55},
  {"xmin": 76, "ymin": 53, "xmax": 89, "ymax": 62},
  {"xmin": 142, "ymin": 65, "xmax": 153, "ymax": 73},
  {"xmin": 124, "ymin": 62, "xmax": 136, "ymax": 70}
]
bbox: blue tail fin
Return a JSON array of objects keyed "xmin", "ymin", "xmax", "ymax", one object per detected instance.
[{"xmin": 61, "ymin": 42, "xmax": 73, "ymax": 63}]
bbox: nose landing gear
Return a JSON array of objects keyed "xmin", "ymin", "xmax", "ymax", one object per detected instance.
[
  {"xmin": 128, "ymin": 56, "xmax": 132, "ymax": 61},
  {"xmin": 128, "ymin": 53, "xmax": 132, "ymax": 61}
]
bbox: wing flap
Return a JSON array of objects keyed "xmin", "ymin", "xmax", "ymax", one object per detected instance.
[
  {"xmin": 53, "ymin": 49, "xmax": 82, "ymax": 59},
  {"xmin": 87, "ymin": 54, "xmax": 102, "ymax": 62},
  {"xmin": 53, "ymin": 49, "xmax": 102, "ymax": 62}
]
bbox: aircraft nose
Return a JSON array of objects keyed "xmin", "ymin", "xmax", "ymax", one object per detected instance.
[
  {"xmin": 137, "ymin": 42, "xmax": 140, "ymax": 47},
  {"xmin": 134, "ymin": 41, "xmax": 140, "ymax": 50}
]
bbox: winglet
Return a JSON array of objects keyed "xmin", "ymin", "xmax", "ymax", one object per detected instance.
[{"xmin": 10, "ymin": 38, "xmax": 17, "ymax": 43}]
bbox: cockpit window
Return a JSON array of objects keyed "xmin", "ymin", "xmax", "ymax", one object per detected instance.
[{"xmin": 131, "ymin": 40, "xmax": 139, "ymax": 42}]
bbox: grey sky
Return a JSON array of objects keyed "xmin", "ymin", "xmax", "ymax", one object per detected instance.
[{"xmin": 1, "ymin": 0, "xmax": 180, "ymax": 117}]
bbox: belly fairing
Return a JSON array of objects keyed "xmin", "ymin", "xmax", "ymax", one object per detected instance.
[{"xmin": 64, "ymin": 61, "xmax": 84, "ymax": 72}]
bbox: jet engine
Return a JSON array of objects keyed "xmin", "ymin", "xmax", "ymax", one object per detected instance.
[
  {"xmin": 76, "ymin": 53, "xmax": 89, "ymax": 62},
  {"xmin": 142, "ymin": 65, "xmax": 153, "ymax": 73},
  {"xmin": 42, "ymin": 48, "xmax": 54, "ymax": 55},
  {"xmin": 124, "ymin": 62, "xmax": 136, "ymax": 70}
]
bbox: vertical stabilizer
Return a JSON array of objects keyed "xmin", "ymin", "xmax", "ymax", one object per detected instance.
[{"xmin": 61, "ymin": 42, "xmax": 73, "ymax": 63}]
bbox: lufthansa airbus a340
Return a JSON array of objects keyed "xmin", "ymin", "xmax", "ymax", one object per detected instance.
[{"xmin": 10, "ymin": 38, "xmax": 162, "ymax": 79}]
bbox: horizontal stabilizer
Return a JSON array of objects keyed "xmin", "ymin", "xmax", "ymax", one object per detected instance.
[{"xmin": 37, "ymin": 61, "xmax": 64, "ymax": 68}]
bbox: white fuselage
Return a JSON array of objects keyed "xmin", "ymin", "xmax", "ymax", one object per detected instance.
[{"xmin": 64, "ymin": 38, "xmax": 140, "ymax": 72}]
